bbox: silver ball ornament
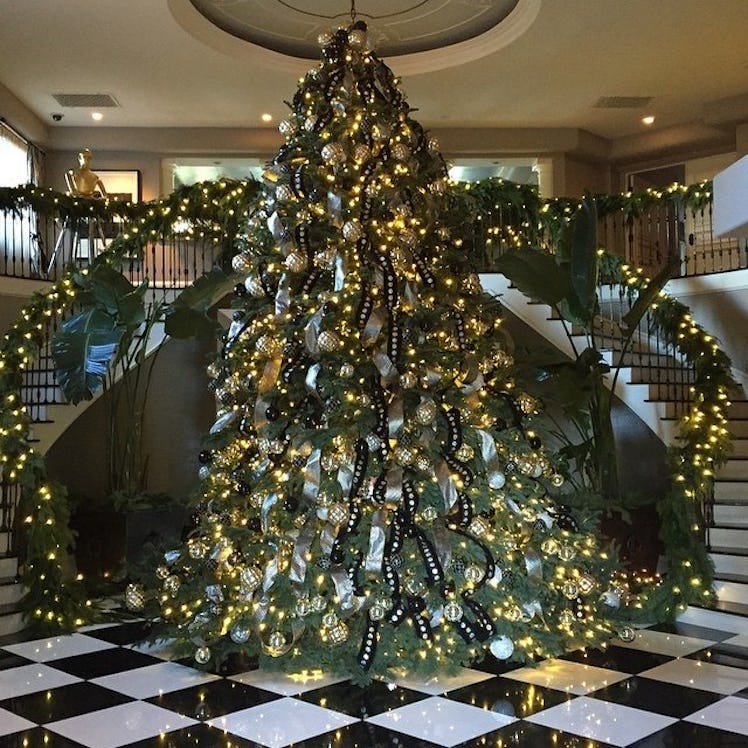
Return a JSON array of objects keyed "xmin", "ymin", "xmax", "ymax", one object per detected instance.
[
  {"xmin": 489, "ymin": 636, "xmax": 515, "ymax": 660},
  {"xmin": 194, "ymin": 646, "xmax": 211, "ymax": 665},
  {"xmin": 230, "ymin": 623, "xmax": 251, "ymax": 644}
]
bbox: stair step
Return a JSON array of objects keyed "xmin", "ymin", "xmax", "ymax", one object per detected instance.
[
  {"xmin": 629, "ymin": 368, "xmax": 695, "ymax": 386},
  {"xmin": 0, "ymin": 556, "xmax": 18, "ymax": 578},
  {"xmin": 728, "ymin": 401, "xmax": 748, "ymax": 419},
  {"xmin": 0, "ymin": 609, "xmax": 25, "ymax": 638},
  {"xmin": 709, "ymin": 527, "xmax": 748, "ymax": 548},
  {"xmin": 709, "ymin": 551, "xmax": 748, "ymax": 579},
  {"xmin": 713, "ymin": 504, "xmax": 748, "ymax": 527},
  {"xmin": 729, "ymin": 439, "xmax": 748, "ymax": 458},
  {"xmin": 0, "ymin": 576, "xmax": 24, "ymax": 606},
  {"xmin": 728, "ymin": 421, "xmax": 748, "ymax": 438},
  {"xmin": 713, "ymin": 579, "xmax": 748, "ymax": 606},
  {"xmin": 714, "ymin": 481, "xmax": 748, "ymax": 502},
  {"xmin": 646, "ymin": 383, "xmax": 694, "ymax": 401},
  {"xmin": 716, "ymin": 459, "xmax": 748, "ymax": 481}
]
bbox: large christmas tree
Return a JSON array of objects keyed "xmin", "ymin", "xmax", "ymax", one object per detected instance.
[{"xmin": 152, "ymin": 22, "xmax": 626, "ymax": 681}]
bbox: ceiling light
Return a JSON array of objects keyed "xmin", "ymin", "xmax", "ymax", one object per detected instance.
[
  {"xmin": 91, "ymin": 111, "xmax": 103, "ymax": 121},
  {"xmin": 261, "ymin": 113, "xmax": 273, "ymax": 123},
  {"xmin": 641, "ymin": 115, "xmax": 655, "ymax": 126}
]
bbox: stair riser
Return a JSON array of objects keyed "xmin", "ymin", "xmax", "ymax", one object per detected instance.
[
  {"xmin": 629, "ymin": 370, "xmax": 695, "ymax": 386},
  {"xmin": 730, "ymin": 439, "xmax": 748, "ymax": 458},
  {"xmin": 716, "ymin": 461, "xmax": 748, "ymax": 481},
  {"xmin": 714, "ymin": 482, "xmax": 748, "ymax": 502},
  {"xmin": 0, "ymin": 557, "xmax": 18, "ymax": 577},
  {"xmin": 729, "ymin": 402, "xmax": 748, "ymax": 419},
  {"xmin": 713, "ymin": 504, "xmax": 748, "ymax": 528},
  {"xmin": 0, "ymin": 583, "xmax": 24, "ymax": 607},
  {"xmin": 713, "ymin": 579, "xmax": 748, "ymax": 605},
  {"xmin": 709, "ymin": 553, "xmax": 748, "ymax": 580},
  {"xmin": 710, "ymin": 527, "xmax": 748, "ymax": 549},
  {"xmin": 729, "ymin": 422, "xmax": 748, "ymax": 438},
  {"xmin": 0, "ymin": 611, "xmax": 25, "ymax": 637}
]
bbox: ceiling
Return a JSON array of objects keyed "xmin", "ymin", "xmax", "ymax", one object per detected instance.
[{"xmin": 1, "ymin": 0, "xmax": 748, "ymax": 159}]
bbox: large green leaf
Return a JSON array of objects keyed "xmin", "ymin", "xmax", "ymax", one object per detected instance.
[
  {"xmin": 567, "ymin": 200, "xmax": 599, "ymax": 321},
  {"xmin": 494, "ymin": 248, "xmax": 573, "ymax": 308},
  {"xmin": 164, "ymin": 268, "xmax": 239, "ymax": 339},
  {"xmin": 52, "ymin": 307, "xmax": 125, "ymax": 404},
  {"xmin": 75, "ymin": 262, "xmax": 141, "ymax": 317}
]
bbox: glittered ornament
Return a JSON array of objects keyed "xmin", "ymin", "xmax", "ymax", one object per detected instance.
[
  {"xmin": 558, "ymin": 544, "xmax": 576, "ymax": 562},
  {"xmin": 443, "ymin": 601, "xmax": 463, "ymax": 622},
  {"xmin": 399, "ymin": 227, "xmax": 418, "ymax": 248},
  {"xmin": 342, "ymin": 219, "xmax": 363, "ymax": 241},
  {"xmin": 427, "ymin": 136, "xmax": 441, "ymax": 154},
  {"xmin": 468, "ymin": 516, "xmax": 491, "ymax": 538},
  {"xmin": 194, "ymin": 646, "xmax": 211, "ymax": 665},
  {"xmin": 230, "ymin": 622, "xmax": 251, "ymax": 644},
  {"xmin": 268, "ymin": 631, "xmax": 287, "ymax": 650},
  {"xmin": 296, "ymin": 598, "xmax": 311, "ymax": 617},
  {"xmin": 405, "ymin": 577, "xmax": 426, "ymax": 596},
  {"xmin": 415, "ymin": 400, "xmax": 437, "ymax": 424},
  {"xmin": 278, "ymin": 119, "xmax": 294, "ymax": 136},
  {"xmin": 429, "ymin": 178, "xmax": 448, "ymax": 195},
  {"xmin": 578, "ymin": 574, "xmax": 596, "ymax": 595},
  {"xmin": 327, "ymin": 621, "xmax": 349, "ymax": 645},
  {"xmin": 240, "ymin": 566, "xmax": 263, "ymax": 590},
  {"xmin": 285, "ymin": 252, "xmax": 307, "ymax": 272},
  {"xmin": 562, "ymin": 581, "xmax": 579, "ymax": 599},
  {"xmin": 188, "ymin": 539, "xmax": 208, "ymax": 559},
  {"xmin": 339, "ymin": 363, "xmax": 354, "ymax": 378},
  {"xmin": 311, "ymin": 595, "xmax": 327, "ymax": 612},
  {"xmin": 328, "ymin": 502, "xmax": 350, "ymax": 526},
  {"xmin": 489, "ymin": 636, "xmax": 515, "ymax": 660},
  {"xmin": 369, "ymin": 603, "xmax": 387, "ymax": 621},
  {"xmin": 155, "ymin": 565, "xmax": 170, "ymax": 580},
  {"xmin": 352, "ymin": 143, "xmax": 371, "ymax": 163},
  {"xmin": 321, "ymin": 142, "xmax": 346, "ymax": 165},
  {"xmin": 551, "ymin": 473, "xmax": 565, "ymax": 487},
  {"xmin": 540, "ymin": 538, "xmax": 560, "ymax": 555},
  {"xmin": 256, "ymin": 334, "xmax": 279, "ymax": 356},
  {"xmin": 420, "ymin": 506, "xmax": 438, "ymax": 522},
  {"xmin": 455, "ymin": 444, "xmax": 474, "ymax": 461},
  {"xmin": 559, "ymin": 609, "xmax": 576, "ymax": 626},
  {"xmin": 516, "ymin": 393, "xmax": 539, "ymax": 414},
  {"xmin": 318, "ymin": 330, "xmax": 342, "ymax": 352},
  {"xmin": 125, "ymin": 583, "xmax": 145, "ymax": 612},
  {"xmin": 415, "ymin": 455, "xmax": 432, "ymax": 472},
  {"xmin": 275, "ymin": 184, "xmax": 293, "ymax": 202},
  {"xmin": 399, "ymin": 371, "xmax": 417, "ymax": 389},
  {"xmin": 394, "ymin": 445, "xmax": 415, "ymax": 466},
  {"xmin": 347, "ymin": 27, "xmax": 367, "ymax": 49},
  {"xmin": 391, "ymin": 142, "xmax": 410, "ymax": 161},
  {"xmin": 231, "ymin": 252, "xmax": 253, "ymax": 273},
  {"xmin": 317, "ymin": 28, "xmax": 334, "ymax": 47}
]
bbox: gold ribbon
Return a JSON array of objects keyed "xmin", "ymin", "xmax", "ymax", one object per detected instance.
[{"xmin": 362, "ymin": 304, "xmax": 386, "ymax": 347}]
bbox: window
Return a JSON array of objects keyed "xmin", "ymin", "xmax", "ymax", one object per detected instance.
[{"xmin": 0, "ymin": 122, "xmax": 30, "ymax": 187}]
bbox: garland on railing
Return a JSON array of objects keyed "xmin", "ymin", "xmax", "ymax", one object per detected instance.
[
  {"xmin": 0, "ymin": 179, "xmax": 260, "ymax": 632},
  {"xmin": 0, "ymin": 178, "xmax": 735, "ymax": 630}
]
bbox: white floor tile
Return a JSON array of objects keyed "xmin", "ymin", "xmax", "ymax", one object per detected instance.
[
  {"xmin": 503, "ymin": 658, "xmax": 629, "ymax": 695},
  {"xmin": 641, "ymin": 658, "xmax": 748, "ymax": 695},
  {"xmin": 384, "ymin": 666, "xmax": 494, "ymax": 695},
  {"xmin": 366, "ymin": 696, "xmax": 516, "ymax": 747},
  {"xmin": 527, "ymin": 696, "xmax": 677, "ymax": 746},
  {"xmin": 723, "ymin": 632, "xmax": 748, "ymax": 649},
  {"xmin": 91, "ymin": 661, "xmax": 220, "ymax": 698},
  {"xmin": 684, "ymin": 696, "xmax": 748, "ymax": 736},
  {"xmin": 46, "ymin": 700, "xmax": 197, "ymax": 748},
  {"xmin": 207, "ymin": 696, "xmax": 357, "ymax": 747},
  {"xmin": 613, "ymin": 629, "xmax": 715, "ymax": 657},
  {"xmin": 0, "ymin": 663, "xmax": 81, "ymax": 700},
  {"xmin": 229, "ymin": 669, "xmax": 347, "ymax": 696},
  {"xmin": 0, "ymin": 707, "xmax": 35, "ymax": 737},
  {"xmin": 1, "ymin": 633, "xmax": 117, "ymax": 662}
]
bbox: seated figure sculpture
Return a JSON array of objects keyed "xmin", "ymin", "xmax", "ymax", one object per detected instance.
[{"xmin": 65, "ymin": 148, "xmax": 107, "ymax": 197}]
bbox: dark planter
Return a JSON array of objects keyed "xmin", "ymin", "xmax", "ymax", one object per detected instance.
[
  {"xmin": 71, "ymin": 507, "xmax": 186, "ymax": 579},
  {"xmin": 600, "ymin": 504, "xmax": 663, "ymax": 575}
]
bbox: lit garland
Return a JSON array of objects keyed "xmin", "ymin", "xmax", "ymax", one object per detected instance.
[{"xmin": 0, "ymin": 167, "xmax": 732, "ymax": 640}]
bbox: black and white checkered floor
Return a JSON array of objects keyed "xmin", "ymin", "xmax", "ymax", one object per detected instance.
[{"xmin": 1, "ymin": 612, "xmax": 747, "ymax": 747}]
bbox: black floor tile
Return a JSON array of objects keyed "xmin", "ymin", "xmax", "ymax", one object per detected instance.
[
  {"xmin": 119, "ymin": 722, "xmax": 258, "ymax": 747},
  {"xmin": 0, "ymin": 727, "xmax": 87, "ymax": 748},
  {"xmin": 455, "ymin": 722, "xmax": 618, "ymax": 747},
  {"xmin": 83, "ymin": 620, "xmax": 154, "ymax": 646},
  {"xmin": 145, "ymin": 678, "xmax": 278, "ymax": 721},
  {"xmin": 49, "ymin": 646, "xmax": 163, "ymax": 678},
  {"xmin": 300, "ymin": 678, "xmax": 428, "ymax": 718},
  {"xmin": 629, "ymin": 719, "xmax": 748, "ymax": 747},
  {"xmin": 592, "ymin": 675, "xmax": 723, "ymax": 717},
  {"xmin": 0, "ymin": 681, "xmax": 131, "ymax": 723},
  {"xmin": 0, "ymin": 651, "xmax": 32, "ymax": 671},
  {"xmin": 448, "ymin": 675, "xmax": 574, "ymax": 718},
  {"xmin": 559, "ymin": 644, "xmax": 671, "ymax": 673},
  {"xmin": 686, "ymin": 643, "xmax": 748, "ymax": 669},
  {"xmin": 647, "ymin": 620, "xmax": 738, "ymax": 642}
]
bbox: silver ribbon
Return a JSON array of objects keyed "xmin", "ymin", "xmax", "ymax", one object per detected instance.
[
  {"xmin": 431, "ymin": 522, "xmax": 452, "ymax": 572},
  {"xmin": 478, "ymin": 429, "xmax": 506, "ymax": 489},
  {"xmin": 260, "ymin": 493, "xmax": 278, "ymax": 534},
  {"xmin": 254, "ymin": 395, "xmax": 270, "ymax": 429},
  {"xmin": 304, "ymin": 308, "xmax": 324, "ymax": 354},
  {"xmin": 305, "ymin": 362, "xmax": 322, "ymax": 401},
  {"xmin": 460, "ymin": 370, "xmax": 484, "ymax": 396},
  {"xmin": 334, "ymin": 252, "xmax": 346, "ymax": 292},
  {"xmin": 524, "ymin": 549, "xmax": 543, "ymax": 582},
  {"xmin": 330, "ymin": 568, "xmax": 358, "ymax": 612},
  {"xmin": 267, "ymin": 210, "xmax": 284, "ymax": 240},
  {"xmin": 365, "ymin": 509, "xmax": 387, "ymax": 572},
  {"xmin": 362, "ymin": 304, "xmax": 386, "ymax": 347},
  {"xmin": 327, "ymin": 191, "xmax": 343, "ymax": 223},
  {"xmin": 290, "ymin": 517, "xmax": 316, "ymax": 584},
  {"xmin": 373, "ymin": 350, "xmax": 396, "ymax": 382},
  {"xmin": 385, "ymin": 467, "xmax": 403, "ymax": 505},
  {"xmin": 522, "ymin": 600, "xmax": 543, "ymax": 620},
  {"xmin": 275, "ymin": 272, "xmax": 290, "ymax": 315},
  {"xmin": 262, "ymin": 556, "xmax": 278, "ymax": 594},
  {"xmin": 388, "ymin": 396, "xmax": 403, "ymax": 438},
  {"xmin": 435, "ymin": 460, "xmax": 459, "ymax": 510},
  {"xmin": 209, "ymin": 410, "xmax": 236, "ymax": 434},
  {"xmin": 302, "ymin": 449, "xmax": 321, "ymax": 502},
  {"xmin": 320, "ymin": 525, "xmax": 336, "ymax": 556},
  {"xmin": 337, "ymin": 460, "xmax": 353, "ymax": 497}
]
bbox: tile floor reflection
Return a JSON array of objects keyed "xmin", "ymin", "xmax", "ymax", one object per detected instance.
[{"xmin": 0, "ymin": 614, "xmax": 746, "ymax": 747}]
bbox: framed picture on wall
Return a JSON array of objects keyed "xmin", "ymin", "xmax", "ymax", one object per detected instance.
[{"xmin": 98, "ymin": 169, "xmax": 141, "ymax": 203}]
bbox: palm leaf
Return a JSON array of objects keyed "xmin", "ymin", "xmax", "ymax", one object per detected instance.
[{"xmin": 52, "ymin": 307, "xmax": 125, "ymax": 404}]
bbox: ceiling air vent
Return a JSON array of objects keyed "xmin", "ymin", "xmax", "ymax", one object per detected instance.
[
  {"xmin": 594, "ymin": 96, "xmax": 653, "ymax": 109},
  {"xmin": 52, "ymin": 93, "xmax": 119, "ymax": 108}
]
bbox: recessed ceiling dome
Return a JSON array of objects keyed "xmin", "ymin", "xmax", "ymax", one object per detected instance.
[{"xmin": 173, "ymin": 0, "xmax": 540, "ymax": 74}]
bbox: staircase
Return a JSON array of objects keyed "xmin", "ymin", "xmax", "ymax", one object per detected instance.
[
  {"xmin": 710, "ymin": 399, "xmax": 748, "ymax": 615},
  {"xmin": 481, "ymin": 272, "xmax": 748, "ymax": 614}
]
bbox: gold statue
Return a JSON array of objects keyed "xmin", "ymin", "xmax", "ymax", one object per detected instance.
[{"xmin": 65, "ymin": 148, "xmax": 107, "ymax": 197}]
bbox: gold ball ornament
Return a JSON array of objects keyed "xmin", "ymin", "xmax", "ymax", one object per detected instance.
[
  {"xmin": 415, "ymin": 401, "xmax": 437, "ymax": 425},
  {"xmin": 347, "ymin": 28, "xmax": 368, "ymax": 49},
  {"xmin": 415, "ymin": 455, "xmax": 432, "ymax": 472},
  {"xmin": 427, "ymin": 137, "xmax": 441, "ymax": 155},
  {"xmin": 352, "ymin": 143, "xmax": 371, "ymax": 163},
  {"xmin": 468, "ymin": 516, "xmax": 491, "ymax": 538},
  {"xmin": 311, "ymin": 595, "xmax": 327, "ymax": 612},
  {"xmin": 617, "ymin": 626, "xmax": 637, "ymax": 643},
  {"xmin": 278, "ymin": 119, "xmax": 294, "ymax": 137},
  {"xmin": 455, "ymin": 444, "xmax": 474, "ymax": 461},
  {"xmin": 163, "ymin": 575, "xmax": 181, "ymax": 594},
  {"xmin": 285, "ymin": 252, "xmax": 307, "ymax": 272},
  {"xmin": 464, "ymin": 564, "xmax": 485, "ymax": 584},
  {"xmin": 231, "ymin": 252, "xmax": 253, "ymax": 273},
  {"xmin": 155, "ymin": 565, "xmax": 170, "ymax": 580},
  {"xmin": 255, "ymin": 335, "xmax": 279, "ymax": 356},
  {"xmin": 394, "ymin": 445, "xmax": 416, "ymax": 466},
  {"xmin": 230, "ymin": 622, "xmax": 251, "ymax": 644},
  {"xmin": 317, "ymin": 28, "xmax": 334, "ymax": 46},
  {"xmin": 391, "ymin": 142, "xmax": 410, "ymax": 161},
  {"xmin": 342, "ymin": 219, "xmax": 363, "ymax": 241},
  {"xmin": 321, "ymin": 142, "xmax": 346, "ymax": 165},
  {"xmin": 399, "ymin": 227, "xmax": 418, "ymax": 248},
  {"xmin": 327, "ymin": 621, "xmax": 349, "ymax": 645},
  {"xmin": 240, "ymin": 566, "xmax": 263, "ymax": 590},
  {"xmin": 328, "ymin": 502, "xmax": 350, "ymax": 526},
  {"xmin": 516, "ymin": 393, "xmax": 539, "ymax": 415},
  {"xmin": 420, "ymin": 506, "xmax": 438, "ymax": 522},
  {"xmin": 268, "ymin": 631, "xmax": 287, "ymax": 650},
  {"xmin": 125, "ymin": 583, "xmax": 145, "ymax": 612},
  {"xmin": 399, "ymin": 371, "xmax": 417, "ymax": 389},
  {"xmin": 559, "ymin": 609, "xmax": 576, "ymax": 626},
  {"xmin": 562, "ymin": 581, "xmax": 579, "ymax": 599},
  {"xmin": 339, "ymin": 363, "xmax": 354, "ymax": 378},
  {"xmin": 558, "ymin": 544, "xmax": 576, "ymax": 562},
  {"xmin": 296, "ymin": 598, "xmax": 311, "ymax": 617},
  {"xmin": 540, "ymin": 538, "xmax": 560, "ymax": 555}
]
